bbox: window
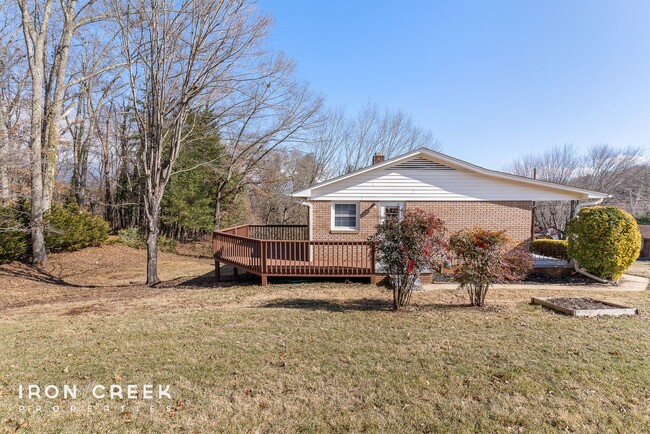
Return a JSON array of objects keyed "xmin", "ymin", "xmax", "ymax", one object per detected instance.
[{"xmin": 332, "ymin": 203, "xmax": 358, "ymax": 230}]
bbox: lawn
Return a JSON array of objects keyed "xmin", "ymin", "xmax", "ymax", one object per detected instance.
[{"xmin": 1, "ymin": 245, "xmax": 649, "ymax": 433}]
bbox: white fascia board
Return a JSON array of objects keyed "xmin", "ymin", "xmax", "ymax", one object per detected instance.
[{"xmin": 291, "ymin": 148, "xmax": 610, "ymax": 200}]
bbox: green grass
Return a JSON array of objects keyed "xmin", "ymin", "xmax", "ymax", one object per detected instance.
[{"xmin": 1, "ymin": 281, "xmax": 649, "ymax": 433}]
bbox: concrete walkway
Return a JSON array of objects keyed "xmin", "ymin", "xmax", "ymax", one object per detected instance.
[{"xmin": 422, "ymin": 273, "xmax": 649, "ymax": 292}]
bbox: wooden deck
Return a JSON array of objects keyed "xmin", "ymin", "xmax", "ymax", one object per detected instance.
[{"xmin": 213, "ymin": 225, "xmax": 377, "ymax": 285}]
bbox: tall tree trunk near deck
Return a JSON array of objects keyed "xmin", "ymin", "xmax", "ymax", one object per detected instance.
[{"xmin": 214, "ymin": 188, "xmax": 222, "ymax": 229}]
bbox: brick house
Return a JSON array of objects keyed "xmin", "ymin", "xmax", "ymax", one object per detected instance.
[
  {"xmin": 291, "ymin": 148, "xmax": 609, "ymax": 249},
  {"xmin": 214, "ymin": 148, "xmax": 609, "ymax": 285},
  {"xmin": 639, "ymin": 225, "xmax": 650, "ymax": 258}
]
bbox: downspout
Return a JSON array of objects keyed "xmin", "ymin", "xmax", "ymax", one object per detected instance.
[
  {"xmin": 574, "ymin": 198, "xmax": 604, "ymax": 214},
  {"xmin": 300, "ymin": 201, "xmax": 313, "ymax": 241},
  {"xmin": 300, "ymin": 201, "xmax": 314, "ymax": 262}
]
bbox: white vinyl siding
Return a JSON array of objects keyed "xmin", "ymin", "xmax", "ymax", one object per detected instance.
[
  {"xmin": 312, "ymin": 166, "xmax": 585, "ymax": 201},
  {"xmin": 331, "ymin": 202, "xmax": 359, "ymax": 230}
]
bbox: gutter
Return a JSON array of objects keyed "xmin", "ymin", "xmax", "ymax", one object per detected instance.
[
  {"xmin": 574, "ymin": 198, "xmax": 604, "ymax": 214},
  {"xmin": 295, "ymin": 200, "xmax": 313, "ymax": 241}
]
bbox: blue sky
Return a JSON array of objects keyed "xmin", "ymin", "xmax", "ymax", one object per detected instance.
[{"xmin": 256, "ymin": 0, "xmax": 650, "ymax": 169}]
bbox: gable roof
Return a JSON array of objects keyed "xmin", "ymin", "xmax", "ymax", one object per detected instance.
[{"xmin": 292, "ymin": 148, "xmax": 610, "ymax": 200}]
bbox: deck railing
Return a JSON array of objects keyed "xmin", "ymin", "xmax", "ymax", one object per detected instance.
[
  {"xmin": 249, "ymin": 224, "xmax": 309, "ymax": 240},
  {"xmin": 213, "ymin": 224, "xmax": 375, "ymax": 283}
]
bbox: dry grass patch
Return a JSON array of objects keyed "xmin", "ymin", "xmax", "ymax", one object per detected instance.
[
  {"xmin": 628, "ymin": 260, "xmax": 650, "ymax": 280},
  {"xmin": 0, "ymin": 247, "xmax": 649, "ymax": 432}
]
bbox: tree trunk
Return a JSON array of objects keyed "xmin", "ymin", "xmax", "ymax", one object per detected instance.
[
  {"xmin": 0, "ymin": 116, "xmax": 9, "ymax": 201},
  {"xmin": 145, "ymin": 197, "xmax": 161, "ymax": 285},
  {"xmin": 42, "ymin": 112, "xmax": 58, "ymax": 211},
  {"xmin": 29, "ymin": 92, "xmax": 47, "ymax": 265},
  {"xmin": 214, "ymin": 188, "xmax": 222, "ymax": 229},
  {"xmin": 146, "ymin": 220, "xmax": 160, "ymax": 285},
  {"xmin": 102, "ymin": 128, "xmax": 112, "ymax": 224}
]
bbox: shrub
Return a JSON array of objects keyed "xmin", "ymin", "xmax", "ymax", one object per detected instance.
[
  {"xmin": 0, "ymin": 204, "xmax": 29, "ymax": 263},
  {"xmin": 530, "ymin": 239, "xmax": 568, "ymax": 260},
  {"xmin": 118, "ymin": 227, "xmax": 146, "ymax": 249},
  {"xmin": 502, "ymin": 249, "xmax": 534, "ymax": 282},
  {"xmin": 637, "ymin": 213, "xmax": 650, "ymax": 225},
  {"xmin": 45, "ymin": 203, "xmax": 110, "ymax": 252},
  {"xmin": 0, "ymin": 202, "xmax": 110, "ymax": 261},
  {"xmin": 118, "ymin": 227, "xmax": 177, "ymax": 253},
  {"xmin": 368, "ymin": 209, "xmax": 446, "ymax": 310},
  {"xmin": 448, "ymin": 228, "xmax": 509, "ymax": 307},
  {"xmin": 104, "ymin": 235, "xmax": 121, "ymax": 245},
  {"xmin": 567, "ymin": 206, "xmax": 641, "ymax": 282}
]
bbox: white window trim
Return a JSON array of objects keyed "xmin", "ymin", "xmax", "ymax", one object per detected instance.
[
  {"xmin": 380, "ymin": 202, "xmax": 405, "ymax": 221},
  {"xmin": 331, "ymin": 201, "xmax": 360, "ymax": 231}
]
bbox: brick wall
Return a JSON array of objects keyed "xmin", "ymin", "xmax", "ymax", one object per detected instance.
[
  {"xmin": 311, "ymin": 201, "xmax": 380, "ymax": 241},
  {"xmin": 309, "ymin": 200, "xmax": 532, "ymax": 247}
]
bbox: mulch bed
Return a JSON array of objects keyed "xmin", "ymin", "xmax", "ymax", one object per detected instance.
[
  {"xmin": 523, "ymin": 273, "xmax": 608, "ymax": 286},
  {"xmin": 544, "ymin": 297, "xmax": 617, "ymax": 310}
]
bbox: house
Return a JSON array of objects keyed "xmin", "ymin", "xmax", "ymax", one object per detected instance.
[
  {"xmin": 639, "ymin": 225, "xmax": 650, "ymax": 258},
  {"xmin": 214, "ymin": 148, "xmax": 609, "ymax": 285}
]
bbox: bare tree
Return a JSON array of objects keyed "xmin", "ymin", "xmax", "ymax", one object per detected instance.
[
  {"xmin": 114, "ymin": 0, "xmax": 280, "ymax": 284},
  {"xmin": 313, "ymin": 102, "xmax": 440, "ymax": 175},
  {"xmin": 16, "ymin": 0, "xmax": 109, "ymax": 264},
  {"xmin": 249, "ymin": 149, "xmax": 316, "ymax": 225},
  {"xmin": 507, "ymin": 144, "xmax": 648, "ymax": 238},
  {"xmin": 212, "ymin": 55, "xmax": 322, "ymax": 228},
  {"xmin": 65, "ymin": 45, "xmax": 123, "ymax": 208},
  {"xmin": 0, "ymin": 2, "xmax": 29, "ymax": 202},
  {"xmin": 574, "ymin": 144, "xmax": 646, "ymax": 193}
]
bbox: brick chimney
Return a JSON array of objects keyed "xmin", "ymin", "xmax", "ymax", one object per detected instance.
[{"xmin": 372, "ymin": 153, "xmax": 385, "ymax": 165}]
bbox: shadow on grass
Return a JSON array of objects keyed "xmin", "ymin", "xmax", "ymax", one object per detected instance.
[
  {"xmin": 261, "ymin": 297, "xmax": 489, "ymax": 313},
  {"xmin": 261, "ymin": 297, "xmax": 393, "ymax": 312},
  {"xmin": 162, "ymin": 269, "xmax": 259, "ymax": 289},
  {"xmin": 0, "ymin": 262, "xmax": 96, "ymax": 288}
]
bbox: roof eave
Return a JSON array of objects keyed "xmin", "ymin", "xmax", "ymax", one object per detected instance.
[{"xmin": 289, "ymin": 147, "xmax": 611, "ymax": 200}]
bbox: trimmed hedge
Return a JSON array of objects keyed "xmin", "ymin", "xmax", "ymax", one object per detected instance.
[
  {"xmin": 567, "ymin": 206, "xmax": 641, "ymax": 281},
  {"xmin": 530, "ymin": 239, "xmax": 569, "ymax": 260}
]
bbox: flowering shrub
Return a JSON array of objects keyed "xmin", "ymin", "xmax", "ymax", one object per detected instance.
[
  {"xmin": 502, "ymin": 248, "xmax": 534, "ymax": 282},
  {"xmin": 448, "ymin": 228, "xmax": 510, "ymax": 306},
  {"xmin": 368, "ymin": 208, "xmax": 446, "ymax": 310}
]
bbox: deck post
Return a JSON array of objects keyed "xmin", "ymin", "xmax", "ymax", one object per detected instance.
[
  {"xmin": 370, "ymin": 242, "xmax": 378, "ymax": 284},
  {"xmin": 261, "ymin": 275, "xmax": 268, "ymax": 286},
  {"xmin": 233, "ymin": 267, "xmax": 239, "ymax": 278},
  {"xmin": 215, "ymin": 259, "xmax": 221, "ymax": 283}
]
